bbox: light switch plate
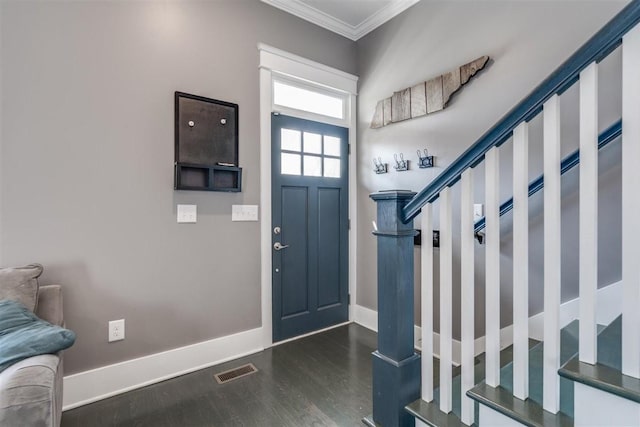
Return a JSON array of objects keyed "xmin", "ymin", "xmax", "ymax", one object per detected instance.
[
  {"xmin": 232, "ymin": 205, "xmax": 259, "ymax": 221},
  {"xmin": 474, "ymin": 204, "xmax": 484, "ymax": 221},
  {"xmin": 177, "ymin": 204, "xmax": 197, "ymax": 223}
]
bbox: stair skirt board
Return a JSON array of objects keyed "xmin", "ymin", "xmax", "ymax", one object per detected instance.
[
  {"xmin": 410, "ymin": 318, "xmax": 625, "ymax": 426},
  {"xmin": 460, "ymin": 320, "xmax": 583, "ymax": 423},
  {"xmin": 356, "ymin": 280, "xmax": 621, "ymax": 363},
  {"xmin": 463, "ymin": 316, "xmax": 628, "ymax": 427},
  {"xmin": 559, "ymin": 316, "xmax": 640, "ymax": 426},
  {"xmin": 406, "ymin": 294, "xmax": 628, "ymax": 426}
]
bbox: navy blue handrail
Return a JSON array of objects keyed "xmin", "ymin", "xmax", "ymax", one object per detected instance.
[
  {"xmin": 473, "ymin": 119, "xmax": 621, "ymax": 233},
  {"xmin": 401, "ymin": 0, "xmax": 640, "ymax": 224}
]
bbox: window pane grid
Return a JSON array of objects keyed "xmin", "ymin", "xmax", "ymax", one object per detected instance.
[
  {"xmin": 304, "ymin": 132, "xmax": 322, "ymax": 154},
  {"xmin": 281, "ymin": 128, "xmax": 301, "ymax": 152},
  {"xmin": 280, "ymin": 130, "xmax": 342, "ymax": 179},
  {"xmin": 281, "ymin": 152, "xmax": 301, "ymax": 176},
  {"xmin": 324, "ymin": 158, "xmax": 340, "ymax": 178},
  {"xmin": 303, "ymin": 155, "xmax": 322, "ymax": 177},
  {"xmin": 323, "ymin": 135, "xmax": 341, "ymax": 157}
]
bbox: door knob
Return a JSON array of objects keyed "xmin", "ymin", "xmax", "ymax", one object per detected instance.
[{"xmin": 273, "ymin": 242, "xmax": 289, "ymax": 251}]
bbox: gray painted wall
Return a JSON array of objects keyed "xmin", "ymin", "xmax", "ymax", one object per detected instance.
[
  {"xmin": 356, "ymin": 0, "xmax": 628, "ymax": 337},
  {"xmin": 0, "ymin": 0, "xmax": 356, "ymax": 374}
]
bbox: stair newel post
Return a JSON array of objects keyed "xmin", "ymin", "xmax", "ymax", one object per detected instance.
[{"xmin": 367, "ymin": 190, "xmax": 421, "ymax": 427}]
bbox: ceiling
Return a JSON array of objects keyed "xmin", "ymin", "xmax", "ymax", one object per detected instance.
[{"xmin": 262, "ymin": 0, "xmax": 420, "ymax": 41}]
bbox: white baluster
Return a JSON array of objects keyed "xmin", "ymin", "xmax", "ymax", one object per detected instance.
[
  {"xmin": 421, "ymin": 203, "xmax": 434, "ymax": 402},
  {"xmin": 543, "ymin": 94, "xmax": 561, "ymax": 413},
  {"xmin": 439, "ymin": 187, "xmax": 453, "ymax": 413},
  {"xmin": 513, "ymin": 122, "xmax": 529, "ymax": 400},
  {"xmin": 485, "ymin": 146, "xmax": 500, "ymax": 388},
  {"xmin": 579, "ymin": 62, "xmax": 599, "ymax": 365},
  {"xmin": 460, "ymin": 169, "xmax": 475, "ymax": 425},
  {"xmin": 622, "ymin": 23, "xmax": 640, "ymax": 379}
]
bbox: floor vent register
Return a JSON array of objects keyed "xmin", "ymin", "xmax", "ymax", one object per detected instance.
[{"xmin": 214, "ymin": 363, "xmax": 258, "ymax": 384}]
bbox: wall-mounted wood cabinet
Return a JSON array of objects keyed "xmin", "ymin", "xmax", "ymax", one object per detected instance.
[
  {"xmin": 174, "ymin": 163, "xmax": 241, "ymax": 192},
  {"xmin": 174, "ymin": 92, "xmax": 242, "ymax": 192}
]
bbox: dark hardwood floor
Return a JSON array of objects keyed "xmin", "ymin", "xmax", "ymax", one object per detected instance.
[{"xmin": 62, "ymin": 324, "xmax": 377, "ymax": 427}]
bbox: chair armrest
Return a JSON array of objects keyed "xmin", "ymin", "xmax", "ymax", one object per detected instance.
[
  {"xmin": 35, "ymin": 285, "xmax": 63, "ymax": 327},
  {"xmin": 0, "ymin": 354, "xmax": 62, "ymax": 427}
]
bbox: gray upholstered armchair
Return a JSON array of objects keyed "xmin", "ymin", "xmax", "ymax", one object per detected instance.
[{"xmin": 0, "ymin": 285, "xmax": 66, "ymax": 427}]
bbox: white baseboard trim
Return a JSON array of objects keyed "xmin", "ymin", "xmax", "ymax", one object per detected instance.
[
  {"xmin": 63, "ymin": 327, "xmax": 264, "ymax": 411},
  {"xmin": 64, "ymin": 280, "xmax": 622, "ymax": 412},
  {"xmin": 353, "ymin": 281, "xmax": 622, "ymax": 365},
  {"xmin": 529, "ymin": 280, "xmax": 622, "ymax": 341},
  {"xmin": 353, "ymin": 304, "xmax": 509, "ymax": 366},
  {"xmin": 418, "ymin": 325, "xmax": 513, "ymax": 366},
  {"xmin": 354, "ymin": 304, "xmax": 377, "ymax": 332}
]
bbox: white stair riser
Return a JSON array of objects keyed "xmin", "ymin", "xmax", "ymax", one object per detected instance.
[
  {"xmin": 478, "ymin": 405, "xmax": 527, "ymax": 427},
  {"xmin": 574, "ymin": 383, "xmax": 640, "ymax": 426}
]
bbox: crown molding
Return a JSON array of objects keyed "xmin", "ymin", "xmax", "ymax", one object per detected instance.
[
  {"xmin": 353, "ymin": 0, "xmax": 420, "ymax": 40},
  {"xmin": 262, "ymin": 0, "xmax": 420, "ymax": 41}
]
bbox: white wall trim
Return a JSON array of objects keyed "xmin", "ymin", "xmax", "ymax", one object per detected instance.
[
  {"xmin": 352, "ymin": 0, "xmax": 420, "ymax": 40},
  {"xmin": 353, "ymin": 304, "xmax": 506, "ymax": 366},
  {"xmin": 258, "ymin": 44, "xmax": 357, "ymax": 94},
  {"xmin": 529, "ymin": 280, "xmax": 622, "ymax": 341},
  {"xmin": 353, "ymin": 280, "xmax": 622, "ymax": 365},
  {"xmin": 63, "ymin": 327, "xmax": 263, "ymax": 411},
  {"xmin": 347, "ymin": 92, "xmax": 358, "ymax": 322},
  {"xmin": 258, "ymin": 44, "xmax": 358, "ymax": 348},
  {"xmin": 354, "ymin": 304, "xmax": 378, "ymax": 332},
  {"xmin": 62, "ymin": 281, "xmax": 623, "ymax": 411},
  {"xmin": 260, "ymin": 0, "xmax": 419, "ymax": 41},
  {"xmin": 259, "ymin": 66, "xmax": 274, "ymax": 349}
]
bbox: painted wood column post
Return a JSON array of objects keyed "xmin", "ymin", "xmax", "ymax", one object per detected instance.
[{"xmin": 366, "ymin": 190, "xmax": 421, "ymax": 427}]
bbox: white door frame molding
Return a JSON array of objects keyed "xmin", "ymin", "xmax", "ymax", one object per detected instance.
[{"xmin": 258, "ymin": 44, "xmax": 358, "ymax": 348}]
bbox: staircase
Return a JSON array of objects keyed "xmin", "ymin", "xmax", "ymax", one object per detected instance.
[{"xmin": 364, "ymin": 1, "xmax": 640, "ymax": 426}]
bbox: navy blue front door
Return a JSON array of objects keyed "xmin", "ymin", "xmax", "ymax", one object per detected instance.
[{"xmin": 271, "ymin": 114, "xmax": 349, "ymax": 342}]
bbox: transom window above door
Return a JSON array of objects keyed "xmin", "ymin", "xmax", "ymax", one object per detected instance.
[
  {"xmin": 273, "ymin": 79, "xmax": 346, "ymax": 120},
  {"xmin": 280, "ymin": 129, "xmax": 342, "ymax": 178}
]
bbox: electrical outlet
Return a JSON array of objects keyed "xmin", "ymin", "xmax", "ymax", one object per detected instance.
[
  {"xmin": 177, "ymin": 204, "xmax": 197, "ymax": 223},
  {"xmin": 108, "ymin": 319, "xmax": 125, "ymax": 342}
]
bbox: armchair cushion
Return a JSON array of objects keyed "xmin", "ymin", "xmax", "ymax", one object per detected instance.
[
  {"xmin": 35, "ymin": 286, "xmax": 63, "ymax": 327},
  {"xmin": 0, "ymin": 300, "xmax": 75, "ymax": 373},
  {"xmin": 0, "ymin": 264, "xmax": 43, "ymax": 312}
]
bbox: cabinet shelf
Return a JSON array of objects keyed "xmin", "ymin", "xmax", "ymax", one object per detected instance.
[
  {"xmin": 174, "ymin": 91, "xmax": 242, "ymax": 193},
  {"xmin": 174, "ymin": 163, "xmax": 242, "ymax": 192}
]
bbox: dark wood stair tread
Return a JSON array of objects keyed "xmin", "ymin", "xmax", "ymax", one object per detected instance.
[
  {"xmin": 405, "ymin": 399, "xmax": 467, "ymax": 427},
  {"xmin": 557, "ymin": 314, "xmax": 640, "ymax": 403},
  {"xmin": 559, "ymin": 358, "xmax": 640, "ymax": 404},
  {"xmin": 467, "ymin": 383, "xmax": 573, "ymax": 427}
]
